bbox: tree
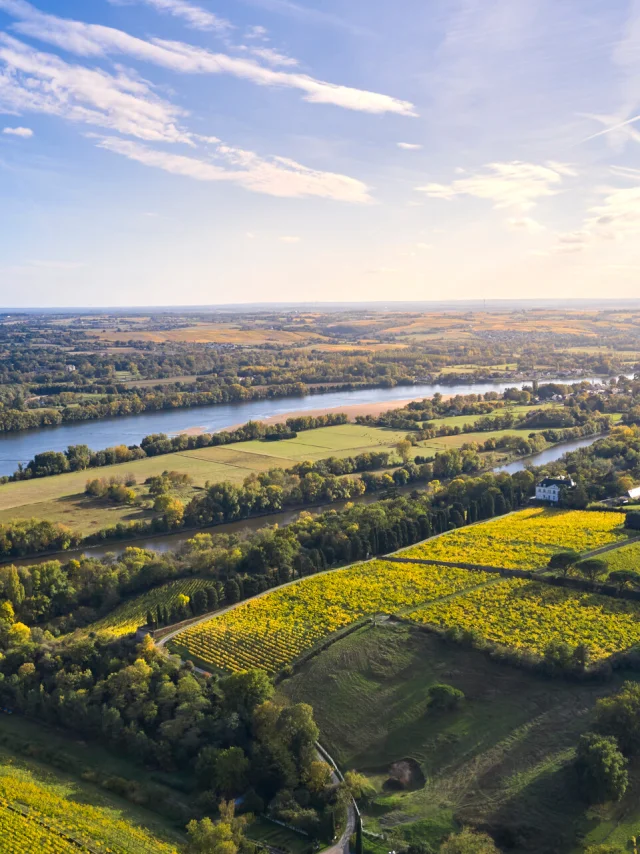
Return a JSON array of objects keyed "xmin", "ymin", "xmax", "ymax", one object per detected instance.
[
  {"xmin": 342, "ymin": 771, "xmax": 376, "ymax": 804},
  {"xmin": 576, "ymin": 734, "xmax": 628, "ymax": 803},
  {"xmin": 439, "ymin": 828, "xmax": 499, "ymax": 853},
  {"xmin": 215, "ymin": 747, "xmax": 249, "ymax": 797},
  {"xmin": 594, "ymin": 681, "xmax": 640, "ymax": 755},
  {"xmin": 626, "ymin": 510, "xmax": 640, "ymax": 531},
  {"xmin": 220, "ymin": 670, "xmax": 274, "ymax": 720},
  {"xmin": 548, "ymin": 551, "xmax": 580, "ymax": 576},
  {"xmin": 186, "ymin": 818, "xmax": 237, "ymax": 854},
  {"xmin": 574, "ymin": 558, "xmax": 608, "ymax": 583},
  {"xmin": 396, "ymin": 439, "xmax": 412, "ymax": 465}
]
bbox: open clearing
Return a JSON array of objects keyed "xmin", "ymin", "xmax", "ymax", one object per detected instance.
[{"xmin": 278, "ymin": 623, "xmax": 640, "ymax": 854}]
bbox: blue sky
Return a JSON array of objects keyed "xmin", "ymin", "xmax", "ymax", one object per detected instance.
[{"xmin": 1, "ymin": 0, "xmax": 640, "ymax": 306}]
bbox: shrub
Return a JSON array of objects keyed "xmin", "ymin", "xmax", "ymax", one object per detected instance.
[
  {"xmin": 427, "ymin": 683, "xmax": 464, "ymax": 711},
  {"xmin": 576, "ymin": 734, "xmax": 628, "ymax": 803}
]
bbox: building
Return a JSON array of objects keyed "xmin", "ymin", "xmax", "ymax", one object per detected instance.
[
  {"xmin": 535, "ymin": 477, "xmax": 575, "ymax": 504},
  {"xmin": 628, "ymin": 486, "xmax": 640, "ymax": 500}
]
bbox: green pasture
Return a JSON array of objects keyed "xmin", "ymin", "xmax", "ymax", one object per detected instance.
[{"xmin": 279, "ymin": 622, "xmax": 638, "ymax": 854}]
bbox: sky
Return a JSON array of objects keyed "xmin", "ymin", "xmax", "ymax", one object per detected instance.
[{"xmin": 1, "ymin": 0, "xmax": 640, "ymax": 306}]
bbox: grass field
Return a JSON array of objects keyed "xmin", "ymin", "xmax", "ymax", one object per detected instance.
[
  {"xmin": 278, "ymin": 623, "xmax": 640, "ymax": 854},
  {"xmin": 397, "ymin": 508, "xmax": 629, "ymax": 569},
  {"xmin": 601, "ymin": 539, "xmax": 640, "ymax": 574},
  {"xmin": 0, "ymin": 424, "xmax": 410, "ymax": 534},
  {"xmin": 171, "ymin": 560, "xmax": 488, "ymax": 674}
]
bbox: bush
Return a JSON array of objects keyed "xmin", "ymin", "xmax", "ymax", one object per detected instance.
[
  {"xmin": 427, "ymin": 683, "xmax": 464, "ymax": 711},
  {"xmin": 576, "ymin": 733, "xmax": 628, "ymax": 803}
]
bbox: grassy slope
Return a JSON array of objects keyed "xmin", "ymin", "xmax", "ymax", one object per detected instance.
[
  {"xmin": 279, "ymin": 623, "xmax": 640, "ymax": 854},
  {"xmin": 0, "ymin": 716, "xmax": 186, "ymax": 853}
]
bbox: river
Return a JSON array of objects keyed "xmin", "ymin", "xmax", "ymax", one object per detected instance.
[
  {"xmin": 23, "ymin": 431, "xmax": 602, "ymax": 565},
  {"xmin": 0, "ymin": 374, "xmax": 612, "ymax": 477}
]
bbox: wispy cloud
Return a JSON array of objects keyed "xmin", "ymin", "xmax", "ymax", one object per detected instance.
[
  {"xmin": 2, "ymin": 124, "xmax": 32, "ymax": 136},
  {"xmin": 94, "ymin": 134, "xmax": 373, "ymax": 203},
  {"xmin": 0, "ymin": 0, "xmax": 416, "ymax": 116},
  {"xmin": 109, "ymin": 0, "xmax": 233, "ymax": 34},
  {"xmin": 238, "ymin": 0, "xmax": 371, "ymax": 37},
  {"xmin": 416, "ymin": 161, "xmax": 576, "ymax": 212},
  {"xmin": 279, "ymin": 235, "xmax": 300, "ymax": 242},
  {"xmin": 397, "ymin": 142, "xmax": 422, "ymax": 150},
  {"xmin": 0, "ymin": 34, "xmax": 190, "ymax": 143},
  {"xmin": 244, "ymin": 46, "xmax": 298, "ymax": 67},
  {"xmin": 506, "ymin": 216, "xmax": 545, "ymax": 234}
]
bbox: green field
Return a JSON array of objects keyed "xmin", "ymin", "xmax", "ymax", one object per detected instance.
[
  {"xmin": 279, "ymin": 622, "xmax": 640, "ymax": 854},
  {"xmin": 601, "ymin": 539, "xmax": 640, "ymax": 574},
  {"xmin": 0, "ymin": 424, "xmax": 409, "ymax": 534}
]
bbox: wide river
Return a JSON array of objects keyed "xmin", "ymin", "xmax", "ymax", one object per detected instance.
[{"xmin": 0, "ymin": 374, "xmax": 611, "ymax": 477}]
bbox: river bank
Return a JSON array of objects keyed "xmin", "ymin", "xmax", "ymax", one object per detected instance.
[
  {"xmin": 6, "ymin": 430, "xmax": 605, "ymax": 566},
  {"xmin": 0, "ymin": 374, "xmax": 616, "ymax": 478}
]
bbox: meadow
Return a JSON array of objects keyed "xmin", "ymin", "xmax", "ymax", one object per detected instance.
[
  {"xmin": 279, "ymin": 623, "xmax": 637, "ymax": 854},
  {"xmin": 407, "ymin": 577, "xmax": 640, "ymax": 660},
  {"xmin": 171, "ymin": 560, "xmax": 488, "ymax": 673},
  {"xmin": 397, "ymin": 507, "xmax": 629, "ymax": 569},
  {"xmin": 0, "ymin": 424, "xmax": 410, "ymax": 534}
]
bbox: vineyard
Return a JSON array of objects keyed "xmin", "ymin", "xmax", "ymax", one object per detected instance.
[
  {"xmin": 0, "ymin": 763, "xmax": 180, "ymax": 854},
  {"xmin": 172, "ymin": 560, "xmax": 487, "ymax": 673},
  {"xmin": 397, "ymin": 508, "xmax": 628, "ymax": 569},
  {"xmin": 407, "ymin": 578, "xmax": 640, "ymax": 659},
  {"xmin": 90, "ymin": 577, "xmax": 217, "ymax": 636},
  {"xmin": 601, "ymin": 539, "xmax": 640, "ymax": 574}
]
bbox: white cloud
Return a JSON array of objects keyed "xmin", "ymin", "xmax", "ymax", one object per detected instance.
[
  {"xmin": 28, "ymin": 259, "xmax": 85, "ymax": 269},
  {"xmin": 506, "ymin": 216, "xmax": 545, "ymax": 234},
  {"xmin": 94, "ymin": 135, "xmax": 373, "ymax": 203},
  {"xmin": 246, "ymin": 46, "xmax": 298, "ymax": 68},
  {"xmin": 397, "ymin": 142, "xmax": 422, "ymax": 150},
  {"xmin": 416, "ymin": 161, "xmax": 574, "ymax": 212},
  {"xmin": 111, "ymin": 0, "xmax": 232, "ymax": 34},
  {"xmin": 279, "ymin": 235, "xmax": 300, "ymax": 242},
  {"xmin": 245, "ymin": 25, "xmax": 268, "ymax": 40},
  {"xmin": 0, "ymin": 0, "xmax": 416, "ymax": 116},
  {"xmin": 415, "ymin": 242, "xmax": 432, "ymax": 249},
  {"xmin": 0, "ymin": 35, "xmax": 191, "ymax": 143},
  {"xmin": 2, "ymin": 125, "xmax": 32, "ymax": 136}
]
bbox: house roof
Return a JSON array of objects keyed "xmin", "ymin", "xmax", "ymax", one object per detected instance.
[{"xmin": 538, "ymin": 478, "xmax": 575, "ymax": 489}]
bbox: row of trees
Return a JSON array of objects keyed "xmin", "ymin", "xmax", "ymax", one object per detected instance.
[{"xmin": 0, "ymin": 470, "xmax": 535, "ymax": 631}]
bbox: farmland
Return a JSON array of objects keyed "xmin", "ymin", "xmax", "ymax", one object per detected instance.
[
  {"xmin": 601, "ymin": 538, "xmax": 640, "ymax": 574},
  {"xmin": 171, "ymin": 560, "xmax": 488, "ymax": 673},
  {"xmin": 0, "ymin": 424, "xmax": 411, "ymax": 534},
  {"xmin": 0, "ymin": 750, "xmax": 180, "ymax": 854},
  {"xmin": 407, "ymin": 578, "xmax": 640, "ymax": 660},
  {"xmin": 89, "ymin": 576, "xmax": 217, "ymax": 636},
  {"xmin": 397, "ymin": 508, "xmax": 629, "ymax": 569},
  {"xmin": 0, "ymin": 420, "xmax": 549, "ymax": 536}
]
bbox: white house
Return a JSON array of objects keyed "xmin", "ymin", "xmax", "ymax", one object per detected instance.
[
  {"xmin": 628, "ymin": 486, "xmax": 640, "ymax": 500},
  {"xmin": 535, "ymin": 477, "xmax": 575, "ymax": 504}
]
